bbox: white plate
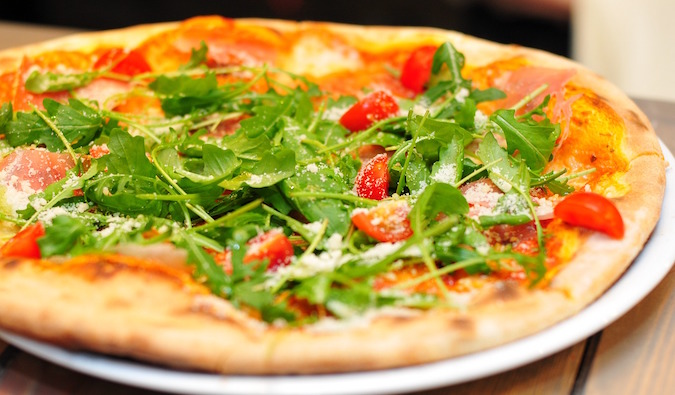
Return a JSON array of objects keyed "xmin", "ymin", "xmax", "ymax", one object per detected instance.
[{"xmin": 2, "ymin": 142, "xmax": 674, "ymax": 395}]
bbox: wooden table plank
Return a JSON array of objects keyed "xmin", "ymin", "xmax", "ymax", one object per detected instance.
[
  {"xmin": 0, "ymin": 21, "xmax": 80, "ymax": 50},
  {"xmin": 584, "ymin": 266, "xmax": 675, "ymax": 395},
  {"xmin": 0, "ymin": 351, "xmax": 165, "ymax": 395},
  {"xmin": 419, "ymin": 341, "xmax": 586, "ymax": 395}
]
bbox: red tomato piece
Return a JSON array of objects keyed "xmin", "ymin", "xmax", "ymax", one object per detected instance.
[
  {"xmin": 351, "ymin": 200, "xmax": 413, "ymax": 242},
  {"xmin": 245, "ymin": 229, "xmax": 294, "ymax": 271},
  {"xmin": 94, "ymin": 48, "xmax": 152, "ymax": 76},
  {"xmin": 89, "ymin": 144, "xmax": 110, "ymax": 159},
  {"xmin": 553, "ymin": 192, "xmax": 624, "ymax": 239},
  {"xmin": 355, "ymin": 153, "xmax": 390, "ymax": 201},
  {"xmin": 339, "ymin": 91, "xmax": 399, "ymax": 132},
  {"xmin": 400, "ymin": 46, "xmax": 437, "ymax": 93},
  {"xmin": 212, "ymin": 229, "xmax": 294, "ymax": 273},
  {"xmin": 0, "ymin": 223, "xmax": 45, "ymax": 259}
]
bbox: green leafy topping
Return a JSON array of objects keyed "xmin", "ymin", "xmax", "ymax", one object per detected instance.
[{"xmin": 0, "ymin": 40, "xmax": 573, "ymax": 323}]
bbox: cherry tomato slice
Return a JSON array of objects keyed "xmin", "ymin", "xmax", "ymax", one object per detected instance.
[
  {"xmin": 400, "ymin": 46, "xmax": 437, "ymax": 93},
  {"xmin": 351, "ymin": 200, "xmax": 413, "ymax": 242},
  {"xmin": 339, "ymin": 91, "xmax": 399, "ymax": 132},
  {"xmin": 553, "ymin": 192, "xmax": 624, "ymax": 239},
  {"xmin": 355, "ymin": 153, "xmax": 390, "ymax": 201},
  {"xmin": 245, "ymin": 229, "xmax": 294, "ymax": 271},
  {"xmin": 94, "ymin": 48, "xmax": 152, "ymax": 76},
  {"xmin": 0, "ymin": 223, "xmax": 45, "ymax": 259},
  {"xmin": 212, "ymin": 229, "xmax": 294, "ymax": 273}
]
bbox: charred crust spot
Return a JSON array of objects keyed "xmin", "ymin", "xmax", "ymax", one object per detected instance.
[
  {"xmin": 62, "ymin": 255, "xmax": 201, "ymax": 291},
  {"xmin": 1, "ymin": 259, "xmax": 23, "ymax": 269},
  {"xmin": 382, "ymin": 314, "xmax": 415, "ymax": 324},
  {"xmin": 492, "ymin": 281, "xmax": 522, "ymax": 302},
  {"xmin": 626, "ymin": 109, "xmax": 649, "ymax": 131},
  {"xmin": 449, "ymin": 316, "xmax": 474, "ymax": 332}
]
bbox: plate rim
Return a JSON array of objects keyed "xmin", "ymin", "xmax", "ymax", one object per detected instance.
[{"xmin": 2, "ymin": 142, "xmax": 674, "ymax": 395}]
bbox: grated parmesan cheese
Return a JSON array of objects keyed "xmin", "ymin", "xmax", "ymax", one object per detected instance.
[{"xmin": 431, "ymin": 163, "xmax": 458, "ymax": 184}]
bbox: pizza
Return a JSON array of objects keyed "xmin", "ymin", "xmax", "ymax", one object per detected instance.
[{"xmin": 0, "ymin": 16, "xmax": 666, "ymax": 374}]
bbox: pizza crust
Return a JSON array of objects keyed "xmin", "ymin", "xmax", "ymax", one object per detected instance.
[{"xmin": 0, "ymin": 17, "xmax": 666, "ymax": 374}]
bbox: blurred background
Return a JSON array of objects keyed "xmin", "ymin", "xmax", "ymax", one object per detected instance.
[
  {"xmin": 0, "ymin": 0, "xmax": 572, "ymax": 56},
  {"xmin": 1, "ymin": 0, "xmax": 673, "ymax": 100}
]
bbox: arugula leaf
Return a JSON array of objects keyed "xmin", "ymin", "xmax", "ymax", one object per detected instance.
[
  {"xmin": 469, "ymin": 87, "xmax": 507, "ymax": 103},
  {"xmin": 280, "ymin": 117, "xmax": 318, "ymax": 162},
  {"xmin": 179, "ymin": 41, "xmax": 209, "ymax": 70},
  {"xmin": 202, "ymin": 144, "xmax": 240, "ymax": 180},
  {"xmin": 149, "ymin": 73, "xmax": 228, "ymax": 116},
  {"xmin": 240, "ymin": 95, "xmax": 295, "ymax": 139},
  {"xmin": 430, "ymin": 133, "xmax": 464, "ymax": 186},
  {"xmin": 220, "ymin": 149, "xmax": 296, "ymax": 189},
  {"xmin": 477, "ymin": 132, "xmax": 529, "ymax": 193},
  {"xmin": 404, "ymin": 152, "xmax": 431, "ymax": 195},
  {"xmin": 392, "ymin": 115, "xmax": 472, "ymax": 167},
  {"xmin": 281, "ymin": 161, "xmax": 353, "ymax": 235},
  {"xmin": 5, "ymin": 99, "xmax": 103, "ymax": 150},
  {"xmin": 0, "ymin": 102, "xmax": 11, "ymax": 129},
  {"xmin": 491, "ymin": 109, "xmax": 560, "ymax": 172},
  {"xmin": 38, "ymin": 215, "xmax": 94, "ymax": 256},
  {"xmin": 460, "ymin": 157, "xmax": 488, "ymax": 183},
  {"xmin": 24, "ymin": 70, "xmax": 97, "ymax": 93},
  {"xmin": 293, "ymin": 274, "xmax": 332, "ymax": 305},
  {"xmin": 409, "ymin": 183, "xmax": 468, "ymax": 234},
  {"xmin": 85, "ymin": 175, "xmax": 170, "ymax": 217},
  {"xmin": 181, "ymin": 231, "xmax": 230, "ymax": 295},
  {"xmin": 99, "ymin": 129, "xmax": 156, "ymax": 177},
  {"xmin": 429, "ymin": 42, "xmax": 468, "ymax": 91}
]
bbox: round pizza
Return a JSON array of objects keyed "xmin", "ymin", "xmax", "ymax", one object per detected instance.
[{"xmin": 0, "ymin": 16, "xmax": 666, "ymax": 374}]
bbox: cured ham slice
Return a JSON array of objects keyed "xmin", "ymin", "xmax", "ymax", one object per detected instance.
[{"xmin": 0, "ymin": 148, "xmax": 75, "ymax": 192}]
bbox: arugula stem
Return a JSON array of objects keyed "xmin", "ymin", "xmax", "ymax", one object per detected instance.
[
  {"xmin": 371, "ymin": 216, "xmax": 458, "ymax": 268},
  {"xmin": 21, "ymin": 185, "xmax": 75, "ymax": 231},
  {"xmin": 319, "ymin": 116, "xmax": 405, "ymax": 154},
  {"xmin": 104, "ymin": 111, "xmax": 161, "ymax": 143},
  {"xmin": 419, "ymin": 238, "xmax": 451, "ymax": 300},
  {"xmin": 0, "ymin": 213, "xmax": 26, "ymax": 225},
  {"xmin": 394, "ymin": 256, "xmax": 490, "ymax": 290},
  {"xmin": 510, "ymin": 83, "xmax": 548, "ymax": 112},
  {"xmin": 189, "ymin": 198, "xmax": 263, "ymax": 233},
  {"xmin": 559, "ymin": 168, "xmax": 596, "ymax": 182},
  {"xmin": 452, "ymin": 158, "xmax": 502, "ymax": 188},
  {"xmin": 487, "ymin": 170, "xmax": 546, "ymax": 283},
  {"xmin": 299, "ymin": 219, "xmax": 327, "ymax": 260},
  {"xmin": 28, "ymin": 103, "xmax": 79, "ymax": 165},
  {"xmin": 288, "ymin": 192, "xmax": 378, "ymax": 206},
  {"xmin": 261, "ymin": 204, "xmax": 313, "ymax": 241},
  {"xmin": 136, "ymin": 193, "xmax": 202, "ymax": 201},
  {"xmin": 396, "ymin": 111, "xmax": 427, "ymax": 195},
  {"xmin": 307, "ymin": 101, "xmax": 325, "ymax": 134},
  {"xmin": 150, "ymin": 146, "xmax": 214, "ymax": 223}
]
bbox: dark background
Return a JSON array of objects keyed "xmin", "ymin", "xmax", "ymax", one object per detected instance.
[{"xmin": 0, "ymin": 0, "xmax": 571, "ymax": 57}]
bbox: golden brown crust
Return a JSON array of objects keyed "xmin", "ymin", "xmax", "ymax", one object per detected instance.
[{"xmin": 0, "ymin": 17, "xmax": 666, "ymax": 374}]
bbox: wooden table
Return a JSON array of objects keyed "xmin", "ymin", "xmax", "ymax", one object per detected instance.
[{"xmin": 0, "ymin": 20, "xmax": 672, "ymax": 395}]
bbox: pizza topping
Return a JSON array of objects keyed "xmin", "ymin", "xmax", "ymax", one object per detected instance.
[
  {"xmin": 0, "ymin": 28, "xmax": 595, "ymax": 324},
  {"xmin": 93, "ymin": 48, "xmax": 152, "ymax": 76},
  {"xmin": 400, "ymin": 46, "xmax": 436, "ymax": 93},
  {"xmin": 0, "ymin": 222, "xmax": 44, "ymax": 258},
  {"xmin": 339, "ymin": 91, "xmax": 400, "ymax": 132},
  {"xmin": 245, "ymin": 229, "xmax": 294, "ymax": 271},
  {"xmin": 0, "ymin": 148, "xmax": 75, "ymax": 193},
  {"xmin": 354, "ymin": 153, "xmax": 390, "ymax": 200},
  {"xmin": 553, "ymin": 192, "xmax": 625, "ymax": 239},
  {"xmin": 351, "ymin": 200, "xmax": 413, "ymax": 242}
]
